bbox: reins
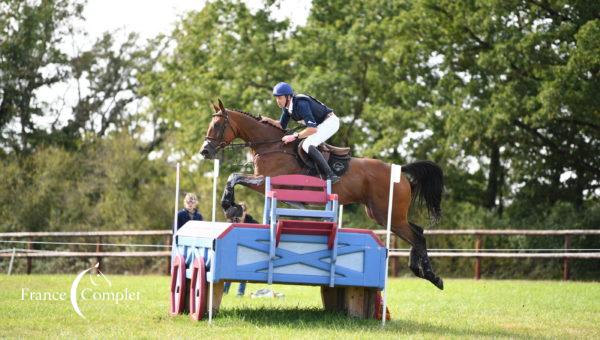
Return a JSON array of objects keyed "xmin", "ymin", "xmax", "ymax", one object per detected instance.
[{"xmin": 205, "ymin": 110, "xmax": 302, "ymax": 152}]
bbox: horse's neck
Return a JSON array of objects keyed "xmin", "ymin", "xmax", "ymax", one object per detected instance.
[{"xmin": 230, "ymin": 111, "xmax": 284, "ymax": 146}]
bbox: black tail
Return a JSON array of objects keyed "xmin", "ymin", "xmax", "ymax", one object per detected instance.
[{"xmin": 403, "ymin": 160, "xmax": 444, "ymax": 223}]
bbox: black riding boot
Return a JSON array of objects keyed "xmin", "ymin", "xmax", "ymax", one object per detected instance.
[{"xmin": 308, "ymin": 145, "xmax": 340, "ymax": 184}]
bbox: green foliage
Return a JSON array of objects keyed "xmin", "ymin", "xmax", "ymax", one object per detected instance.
[
  {"xmin": 0, "ymin": 0, "xmax": 83, "ymax": 152},
  {"xmin": 138, "ymin": 0, "xmax": 292, "ymax": 158},
  {"xmin": 0, "ymin": 133, "xmax": 172, "ymax": 232}
]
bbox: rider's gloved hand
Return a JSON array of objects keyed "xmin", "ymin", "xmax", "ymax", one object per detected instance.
[{"xmin": 282, "ymin": 133, "xmax": 298, "ymax": 144}]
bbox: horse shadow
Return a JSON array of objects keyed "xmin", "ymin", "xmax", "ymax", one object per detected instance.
[{"xmin": 216, "ymin": 307, "xmax": 523, "ymax": 338}]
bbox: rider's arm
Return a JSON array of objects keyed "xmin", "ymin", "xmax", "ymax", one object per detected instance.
[
  {"xmin": 297, "ymin": 127, "xmax": 318, "ymax": 138},
  {"xmin": 297, "ymin": 100, "xmax": 318, "ymax": 128},
  {"xmin": 296, "ymin": 100, "xmax": 318, "ymax": 138}
]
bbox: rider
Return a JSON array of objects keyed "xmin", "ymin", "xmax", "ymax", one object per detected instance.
[{"xmin": 261, "ymin": 82, "xmax": 340, "ymax": 183}]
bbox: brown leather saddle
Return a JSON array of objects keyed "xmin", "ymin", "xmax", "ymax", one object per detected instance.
[{"xmin": 297, "ymin": 140, "xmax": 352, "ymax": 177}]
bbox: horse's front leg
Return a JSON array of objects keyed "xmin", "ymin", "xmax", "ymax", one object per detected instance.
[{"xmin": 221, "ymin": 173, "xmax": 265, "ymax": 219}]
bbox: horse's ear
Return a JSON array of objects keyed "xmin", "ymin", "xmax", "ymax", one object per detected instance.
[
  {"xmin": 218, "ymin": 98, "xmax": 225, "ymax": 113},
  {"xmin": 211, "ymin": 102, "xmax": 219, "ymax": 113}
]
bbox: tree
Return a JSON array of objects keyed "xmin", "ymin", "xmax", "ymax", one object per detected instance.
[
  {"xmin": 386, "ymin": 0, "xmax": 600, "ymax": 211},
  {"xmin": 139, "ymin": 0, "xmax": 292, "ymax": 159},
  {"xmin": 44, "ymin": 31, "xmax": 157, "ymax": 152},
  {"xmin": 291, "ymin": 0, "xmax": 420, "ymax": 155},
  {"xmin": 0, "ymin": 0, "xmax": 84, "ymax": 153}
]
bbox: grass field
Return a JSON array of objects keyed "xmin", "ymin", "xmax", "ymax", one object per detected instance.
[{"xmin": 1, "ymin": 275, "xmax": 599, "ymax": 339}]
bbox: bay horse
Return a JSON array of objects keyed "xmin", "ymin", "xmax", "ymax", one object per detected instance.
[{"xmin": 200, "ymin": 100, "xmax": 444, "ymax": 289}]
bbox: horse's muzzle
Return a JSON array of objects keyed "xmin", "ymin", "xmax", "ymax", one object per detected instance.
[{"xmin": 200, "ymin": 140, "xmax": 216, "ymax": 159}]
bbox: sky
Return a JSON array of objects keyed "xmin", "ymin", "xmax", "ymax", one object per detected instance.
[{"xmin": 82, "ymin": 0, "xmax": 310, "ymax": 44}]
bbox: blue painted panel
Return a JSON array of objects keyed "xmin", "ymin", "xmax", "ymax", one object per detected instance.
[{"xmin": 209, "ymin": 226, "xmax": 386, "ymax": 288}]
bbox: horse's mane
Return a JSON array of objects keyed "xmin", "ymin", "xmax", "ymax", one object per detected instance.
[
  {"xmin": 227, "ymin": 108, "xmax": 286, "ymax": 132},
  {"xmin": 230, "ymin": 108, "xmax": 261, "ymax": 121}
]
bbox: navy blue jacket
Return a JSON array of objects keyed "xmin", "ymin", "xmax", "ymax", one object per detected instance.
[
  {"xmin": 177, "ymin": 209, "xmax": 203, "ymax": 230},
  {"xmin": 279, "ymin": 94, "xmax": 333, "ymax": 129}
]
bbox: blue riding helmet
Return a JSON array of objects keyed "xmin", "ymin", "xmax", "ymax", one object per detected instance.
[{"xmin": 272, "ymin": 82, "xmax": 293, "ymax": 96}]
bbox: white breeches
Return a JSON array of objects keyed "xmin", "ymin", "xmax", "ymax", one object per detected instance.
[{"xmin": 302, "ymin": 114, "xmax": 340, "ymax": 153}]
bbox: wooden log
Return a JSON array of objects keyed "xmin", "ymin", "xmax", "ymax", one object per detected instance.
[
  {"xmin": 320, "ymin": 286, "xmax": 386, "ymax": 319},
  {"xmin": 207, "ymin": 281, "xmax": 225, "ymax": 314},
  {"xmin": 345, "ymin": 286, "xmax": 367, "ymax": 318},
  {"xmin": 321, "ymin": 286, "xmax": 345, "ymax": 313}
]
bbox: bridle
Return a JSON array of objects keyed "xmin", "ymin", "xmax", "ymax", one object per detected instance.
[
  {"xmin": 203, "ymin": 111, "xmax": 233, "ymax": 151},
  {"xmin": 203, "ymin": 109, "xmax": 302, "ymax": 160},
  {"xmin": 205, "ymin": 110, "xmax": 294, "ymax": 149}
]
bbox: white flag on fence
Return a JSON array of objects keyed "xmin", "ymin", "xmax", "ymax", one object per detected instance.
[
  {"xmin": 213, "ymin": 159, "xmax": 220, "ymax": 178},
  {"xmin": 391, "ymin": 164, "xmax": 402, "ymax": 183}
]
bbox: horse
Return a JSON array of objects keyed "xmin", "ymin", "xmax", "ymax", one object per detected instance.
[{"xmin": 200, "ymin": 100, "xmax": 445, "ymax": 289}]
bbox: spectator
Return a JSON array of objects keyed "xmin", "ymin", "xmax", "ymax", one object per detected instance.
[{"xmin": 176, "ymin": 193, "xmax": 203, "ymax": 230}]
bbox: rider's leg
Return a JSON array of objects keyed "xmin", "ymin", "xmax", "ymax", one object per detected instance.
[
  {"xmin": 307, "ymin": 145, "xmax": 340, "ymax": 183},
  {"xmin": 237, "ymin": 282, "xmax": 246, "ymax": 296},
  {"xmin": 302, "ymin": 114, "xmax": 340, "ymax": 183}
]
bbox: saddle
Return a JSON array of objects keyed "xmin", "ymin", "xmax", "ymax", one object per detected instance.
[{"xmin": 297, "ymin": 140, "xmax": 352, "ymax": 177}]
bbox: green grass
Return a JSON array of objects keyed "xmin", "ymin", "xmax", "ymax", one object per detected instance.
[{"xmin": 1, "ymin": 275, "xmax": 599, "ymax": 339}]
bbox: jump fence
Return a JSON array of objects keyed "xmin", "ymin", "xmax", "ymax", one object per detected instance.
[{"xmin": 1, "ymin": 229, "xmax": 598, "ymax": 279}]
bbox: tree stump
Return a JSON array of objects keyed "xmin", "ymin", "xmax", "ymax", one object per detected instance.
[{"xmin": 321, "ymin": 286, "xmax": 390, "ymax": 320}]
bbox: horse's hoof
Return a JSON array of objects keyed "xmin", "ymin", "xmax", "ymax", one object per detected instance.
[{"xmin": 225, "ymin": 205, "xmax": 243, "ymax": 219}]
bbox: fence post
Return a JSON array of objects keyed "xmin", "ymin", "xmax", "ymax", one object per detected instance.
[
  {"xmin": 474, "ymin": 235, "xmax": 482, "ymax": 280},
  {"xmin": 27, "ymin": 236, "xmax": 32, "ymax": 274},
  {"xmin": 388, "ymin": 235, "xmax": 396, "ymax": 276},
  {"xmin": 393, "ymin": 235, "xmax": 400, "ymax": 276},
  {"xmin": 166, "ymin": 235, "xmax": 171, "ymax": 275},
  {"xmin": 8, "ymin": 248, "xmax": 16, "ymax": 275},
  {"xmin": 96, "ymin": 236, "xmax": 102, "ymax": 273},
  {"xmin": 563, "ymin": 234, "xmax": 571, "ymax": 280}
]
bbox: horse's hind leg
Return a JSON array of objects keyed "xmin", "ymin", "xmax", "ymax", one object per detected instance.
[
  {"xmin": 363, "ymin": 171, "xmax": 443, "ymax": 289},
  {"xmin": 407, "ymin": 223, "xmax": 425, "ymax": 277},
  {"xmin": 408, "ymin": 222, "xmax": 444, "ymax": 290},
  {"xmin": 389, "ymin": 222, "xmax": 441, "ymax": 289},
  {"xmin": 365, "ymin": 202, "xmax": 443, "ymax": 289}
]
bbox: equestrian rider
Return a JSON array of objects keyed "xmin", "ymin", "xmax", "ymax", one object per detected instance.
[{"xmin": 261, "ymin": 82, "xmax": 340, "ymax": 183}]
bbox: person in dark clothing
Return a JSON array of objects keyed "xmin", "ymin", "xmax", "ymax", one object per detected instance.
[
  {"xmin": 261, "ymin": 82, "xmax": 340, "ymax": 183},
  {"xmin": 176, "ymin": 193, "xmax": 203, "ymax": 230},
  {"xmin": 223, "ymin": 202, "xmax": 256, "ymax": 296}
]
